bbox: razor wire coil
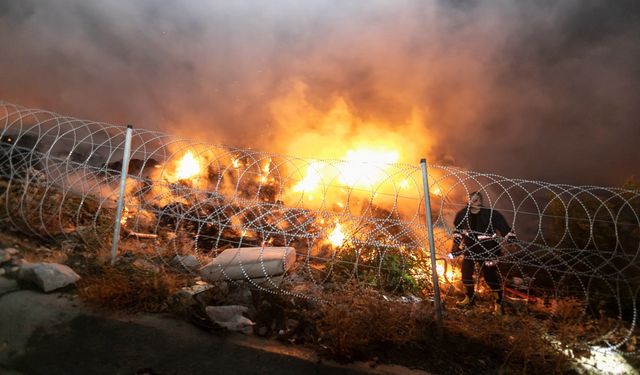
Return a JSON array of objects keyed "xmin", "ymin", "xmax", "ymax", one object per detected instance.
[{"xmin": 1, "ymin": 100, "xmax": 638, "ymax": 352}]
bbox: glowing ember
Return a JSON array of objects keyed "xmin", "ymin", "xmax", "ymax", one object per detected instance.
[
  {"xmin": 176, "ymin": 151, "xmax": 201, "ymax": 180},
  {"xmin": 328, "ymin": 222, "xmax": 345, "ymax": 247}
]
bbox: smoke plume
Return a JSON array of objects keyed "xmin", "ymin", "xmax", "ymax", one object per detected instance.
[{"xmin": 1, "ymin": 0, "xmax": 639, "ymax": 186}]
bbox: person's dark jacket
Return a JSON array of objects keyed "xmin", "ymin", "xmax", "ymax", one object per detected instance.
[{"xmin": 451, "ymin": 207, "xmax": 515, "ymax": 259}]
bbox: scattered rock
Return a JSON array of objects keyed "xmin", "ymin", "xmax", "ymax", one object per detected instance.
[{"xmin": 18, "ymin": 262, "xmax": 81, "ymax": 292}]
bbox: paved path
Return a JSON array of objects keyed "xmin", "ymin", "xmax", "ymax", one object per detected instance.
[{"xmin": 0, "ymin": 289, "xmax": 428, "ymax": 375}]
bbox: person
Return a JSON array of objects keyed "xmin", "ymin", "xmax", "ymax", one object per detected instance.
[{"xmin": 449, "ymin": 191, "xmax": 516, "ymax": 315}]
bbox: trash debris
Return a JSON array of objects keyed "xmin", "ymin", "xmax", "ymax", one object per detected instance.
[
  {"xmin": 205, "ymin": 305, "xmax": 255, "ymax": 334},
  {"xmin": 200, "ymin": 246, "xmax": 296, "ymax": 282}
]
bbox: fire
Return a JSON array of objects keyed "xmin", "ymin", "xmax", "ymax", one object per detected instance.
[
  {"xmin": 293, "ymin": 148, "xmax": 399, "ymax": 194},
  {"xmin": 120, "ymin": 206, "xmax": 129, "ymax": 226},
  {"xmin": 436, "ymin": 259, "xmax": 459, "ymax": 283},
  {"xmin": 328, "ymin": 222, "xmax": 345, "ymax": 247},
  {"xmin": 339, "ymin": 149, "xmax": 399, "ymax": 188},
  {"xmin": 262, "ymin": 159, "xmax": 271, "ymax": 174},
  {"xmin": 293, "ymin": 161, "xmax": 323, "ymax": 193},
  {"xmin": 176, "ymin": 151, "xmax": 201, "ymax": 180},
  {"xmin": 259, "ymin": 159, "xmax": 273, "ymax": 184}
]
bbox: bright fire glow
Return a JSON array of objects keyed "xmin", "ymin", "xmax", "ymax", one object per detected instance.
[
  {"xmin": 293, "ymin": 161, "xmax": 323, "ymax": 192},
  {"xmin": 436, "ymin": 260, "xmax": 459, "ymax": 283},
  {"xmin": 262, "ymin": 159, "xmax": 271, "ymax": 174},
  {"xmin": 328, "ymin": 222, "xmax": 345, "ymax": 247},
  {"xmin": 339, "ymin": 149, "xmax": 399, "ymax": 188},
  {"xmin": 293, "ymin": 148, "xmax": 399, "ymax": 194},
  {"xmin": 120, "ymin": 206, "xmax": 129, "ymax": 226},
  {"xmin": 176, "ymin": 151, "xmax": 201, "ymax": 180},
  {"xmin": 259, "ymin": 159, "xmax": 272, "ymax": 184}
]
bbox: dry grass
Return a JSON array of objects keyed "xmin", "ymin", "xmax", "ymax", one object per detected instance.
[
  {"xmin": 76, "ymin": 261, "xmax": 191, "ymax": 313},
  {"xmin": 313, "ymin": 288, "xmax": 431, "ymax": 360},
  {"xmin": 302, "ymin": 286, "xmax": 582, "ymax": 374}
]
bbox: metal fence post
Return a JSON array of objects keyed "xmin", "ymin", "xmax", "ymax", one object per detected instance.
[
  {"xmin": 111, "ymin": 124, "xmax": 133, "ymax": 265},
  {"xmin": 420, "ymin": 158, "xmax": 443, "ymax": 336}
]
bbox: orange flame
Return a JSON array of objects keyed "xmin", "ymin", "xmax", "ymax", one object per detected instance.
[
  {"xmin": 436, "ymin": 259, "xmax": 459, "ymax": 284},
  {"xmin": 262, "ymin": 159, "xmax": 271, "ymax": 174},
  {"xmin": 120, "ymin": 206, "xmax": 129, "ymax": 226},
  {"xmin": 339, "ymin": 149, "xmax": 399, "ymax": 188},
  {"xmin": 328, "ymin": 222, "xmax": 345, "ymax": 247},
  {"xmin": 293, "ymin": 147, "xmax": 399, "ymax": 194},
  {"xmin": 176, "ymin": 151, "xmax": 201, "ymax": 180},
  {"xmin": 293, "ymin": 161, "xmax": 323, "ymax": 193}
]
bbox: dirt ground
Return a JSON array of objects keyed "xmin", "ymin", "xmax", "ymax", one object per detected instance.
[{"xmin": 0, "ymin": 288, "xmax": 430, "ymax": 375}]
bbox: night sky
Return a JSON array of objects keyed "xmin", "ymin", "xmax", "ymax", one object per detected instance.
[{"xmin": 1, "ymin": 0, "xmax": 639, "ymax": 187}]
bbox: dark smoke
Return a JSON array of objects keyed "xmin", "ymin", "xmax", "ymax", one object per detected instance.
[{"xmin": 0, "ymin": 0, "xmax": 639, "ymax": 186}]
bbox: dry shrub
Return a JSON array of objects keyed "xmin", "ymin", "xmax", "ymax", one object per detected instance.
[
  {"xmin": 314, "ymin": 288, "xmax": 431, "ymax": 360},
  {"xmin": 77, "ymin": 261, "xmax": 189, "ymax": 313}
]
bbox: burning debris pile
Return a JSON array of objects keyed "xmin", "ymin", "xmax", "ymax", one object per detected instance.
[{"xmin": 0, "ymin": 101, "xmax": 434, "ymax": 298}]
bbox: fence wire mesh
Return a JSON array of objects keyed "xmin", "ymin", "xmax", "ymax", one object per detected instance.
[{"xmin": 1, "ymin": 101, "xmax": 638, "ymax": 353}]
